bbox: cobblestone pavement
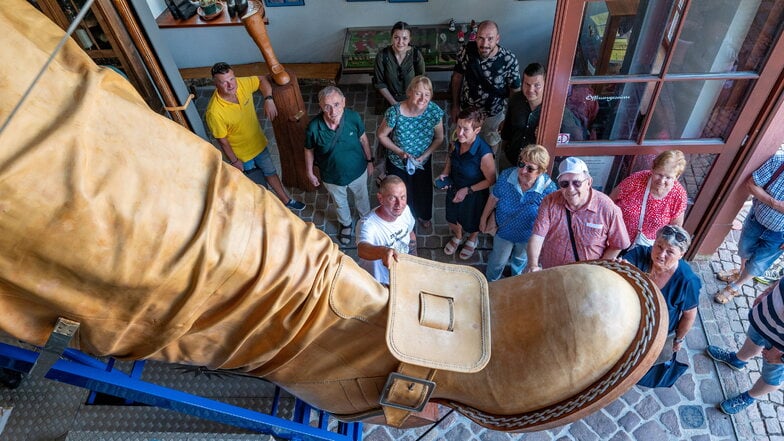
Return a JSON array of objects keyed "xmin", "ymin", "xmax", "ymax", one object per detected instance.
[{"xmin": 0, "ymin": 83, "xmax": 780, "ymax": 440}]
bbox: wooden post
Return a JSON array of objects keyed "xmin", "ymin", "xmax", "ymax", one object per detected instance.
[
  {"xmin": 268, "ymin": 71, "xmax": 316, "ymax": 191},
  {"xmin": 242, "ymin": 0, "xmax": 315, "ymax": 191}
]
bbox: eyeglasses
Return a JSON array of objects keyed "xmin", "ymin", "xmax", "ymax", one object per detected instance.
[
  {"xmin": 558, "ymin": 179, "xmax": 586, "ymax": 189},
  {"xmin": 517, "ymin": 160, "xmax": 538, "ymax": 173},
  {"xmin": 660, "ymin": 225, "xmax": 688, "ymax": 244}
]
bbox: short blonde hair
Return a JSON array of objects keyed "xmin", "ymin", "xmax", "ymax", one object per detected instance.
[
  {"xmin": 653, "ymin": 150, "xmax": 686, "ymax": 177},
  {"xmin": 519, "ymin": 144, "xmax": 550, "ymax": 172},
  {"xmin": 407, "ymin": 75, "xmax": 433, "ymax": 95}
]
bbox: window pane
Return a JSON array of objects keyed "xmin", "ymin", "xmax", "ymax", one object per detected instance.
[
  {"xmin": 669, "ymin": 0, "xmax": 784, "ymax": 74},
  {"xmin": 565, "ymin": 82, "xmax": 649, "ymax": 141},
  {"xmin": 573, "ymin": 0, "xmax": 677, "ymax": 76},
  {"xmin": 645, "ymin": 79, "xmax": 754, "ymax": 140}
]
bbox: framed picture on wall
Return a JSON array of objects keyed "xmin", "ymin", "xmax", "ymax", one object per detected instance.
[{"xmin": 264, "ymin": 0, "xmax": 305, "ymax": 6}]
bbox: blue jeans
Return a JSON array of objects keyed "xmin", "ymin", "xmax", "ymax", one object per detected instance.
[
  {"xmin": 485, "ymin": 235, "xmax": 528, "ymax": 282},
  {"xmin": 738, "ymin": 214, "xmax": 784, "ymax": 277},
  {"xmin": 747, "ymin": 325, "xmax": 784, "ymax": 386},
  {"xmin": 243, "ymin": 148, "xmax": 278, "ymax": 176}
]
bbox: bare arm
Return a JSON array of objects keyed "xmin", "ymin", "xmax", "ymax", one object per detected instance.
[
  {"xmin": 408, "ymin": 230, "xmax": 417, "ymax": 256},
  {"xmin": 525, "ymin": 234, "xmax": 545, "ymax": 272},
  {"xmin": 753, "ymin": 282, "xmax": 778, "ymax": 306},
  {"xmin": 439, "ymin": 146, "xmax": 452, "ymax": 179},
  {"xmin": 378, "ymin": 88, "xmax": 398, "ymax": 106},
  {"xmin": 416, "ymin": 122, "xmax": 445, "ymax": 163},
  {"xmin": 670, "ymin": 212, "xmax": 685, "ymax": 227},
  {"xmin": 216, "ymin": 137, "xmax": 242, "ymax": 170},
  {"xmin": 360, "ymin": 133, "xmax": 375, "ymax": 177},
  {"xmin": 747, "ymin": 176, "xmax": 784, "ymax": 213},
  {"xmin": 671, "ymin": 307, "xmax": 697, "ymax": 352},
  {"xmin": 357, "ymin": 241, "xmax": 398, "ymax": 267},
  {"xmin": 479, "ymin": 194, "xmax": 498, "ymax": 233},
  {"xmin": 601, "ymin": 247, "xmax": 623, "ymax": 260},
  {"xmin": 451, "ymin": 153, "xmax": 496, "ymax": 203},
  {"xmin": 304, "ymin": 148, "xmax": 319, "ymax": 187},
  {"xmin": 257, "ymin": 76, "xmax": 277, "ymax": 121},
  {"xmin": 377, "ymin": 118, "xmax": 407, "ymax": 160}
]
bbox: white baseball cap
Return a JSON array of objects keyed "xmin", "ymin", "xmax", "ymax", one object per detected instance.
[{"xmin": 557, "ymin": 157, "xmax": 590, "ymax": 180}]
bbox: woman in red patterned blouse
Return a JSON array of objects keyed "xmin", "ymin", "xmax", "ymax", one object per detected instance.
[{"xmin": 611, "ymin": 150, "xmax": 689, "ymax": 250}]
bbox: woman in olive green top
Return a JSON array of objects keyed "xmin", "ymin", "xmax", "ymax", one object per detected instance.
[{"xmin": 373, "ymin": 21, "xmax": 426, "ymax": 106}]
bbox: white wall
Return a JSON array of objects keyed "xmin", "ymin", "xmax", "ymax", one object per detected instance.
[{"xmin": 146, "ymin": 0, "xmax": 555, "ymax": 71}]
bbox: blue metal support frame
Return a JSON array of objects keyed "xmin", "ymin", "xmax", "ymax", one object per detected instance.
[{"xmin": 0, "ymin": 342, "xmax": 362, "ymax": 441}]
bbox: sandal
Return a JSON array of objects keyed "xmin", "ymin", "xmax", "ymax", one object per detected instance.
[
  {"xmin": 459, "ymin": 240, "xmax": 478, "ymax": 260},
  {"xmin": 716, "ymin": 268, "xmax": 740, "ymax": 283},
  {"xmin": 444, "ymin": 236, "xmax": 462, "ymax": 255},
  {"xmin": 338, "ymin": 224, "xmax": 352, "ymax": 246},
  {"xmin": 714, "ymin": 285, "xmax": 740, "ymax": 304}
]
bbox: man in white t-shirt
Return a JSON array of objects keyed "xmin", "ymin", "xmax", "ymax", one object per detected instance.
[{"xmin": 357, "ymin": 175, "xmax": 416, "ymax": 284}]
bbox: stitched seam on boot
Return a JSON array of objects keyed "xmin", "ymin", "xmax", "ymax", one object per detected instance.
[{"xmin": 328, "ymin": 256, "xmax": 374, "ymax": 322}]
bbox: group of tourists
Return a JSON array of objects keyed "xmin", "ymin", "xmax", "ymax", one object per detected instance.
[{"xmin": 203, "ymin": 18, "xmax": 784, "ymax": 418}]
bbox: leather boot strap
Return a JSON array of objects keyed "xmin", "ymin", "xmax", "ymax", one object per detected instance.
[{"xmin": 380, "ymin": 363, "xmax": 437, "ymax": 427}]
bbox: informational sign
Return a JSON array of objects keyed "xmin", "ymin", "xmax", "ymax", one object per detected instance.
[{"xmin": 576, "ymin": 156, "xmax": 614, "ymax": 192}]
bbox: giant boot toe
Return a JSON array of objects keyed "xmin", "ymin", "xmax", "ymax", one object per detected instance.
[{"xmin": 264, "ymin": 256, "xmax": 666, "ymax": 431}]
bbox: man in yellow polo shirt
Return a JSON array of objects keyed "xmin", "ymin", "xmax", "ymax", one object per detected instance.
[{"xmin": 205, "ymin": 62, "xmax": 304, "ymax": 210}]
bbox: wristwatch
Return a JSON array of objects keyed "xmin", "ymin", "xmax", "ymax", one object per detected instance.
[
  {"xmin": 367, "ymin": 157, "xmax": 375, "ymax": 163},
  {"xmin": 466, "ymin": 186, "xmax": 474, "ymax": 195},
  {"xmin": 263, "ymin": 95, "xmax": 274, "ymax": 101}
]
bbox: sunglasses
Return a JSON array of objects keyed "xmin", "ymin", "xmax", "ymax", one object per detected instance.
[
  {"xmin": 517, "ymin": 160, "xmax": 538, "ymax": 173},
  {"xmin": 660, "ymin": 225, "xmax": 688, "ymax": 244},
  {"xmin": 558, "ymin": 179, "xmax": 586, "ymax": 189}
]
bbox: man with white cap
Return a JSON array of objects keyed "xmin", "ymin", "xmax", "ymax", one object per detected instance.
[{"xmin": 525, "ymin": 157, "xmax": 630, "ymax": 271}]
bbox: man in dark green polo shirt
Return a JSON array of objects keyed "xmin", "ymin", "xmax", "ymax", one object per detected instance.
[{"xmin": 305, "ymin": 86, "xmax": 374, "ymax": 245}]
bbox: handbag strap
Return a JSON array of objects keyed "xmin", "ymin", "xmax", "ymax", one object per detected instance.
[
  {"xmin": 764, "ymin": 161, "xmax": 784, "ymax": 191},
  {"xmin": 565, "ymin": 208, "xmax": 580, "ymax": 262},
  {"xmin": 636, "ymin": 178, "xmax": 652, "ymax": 235}
]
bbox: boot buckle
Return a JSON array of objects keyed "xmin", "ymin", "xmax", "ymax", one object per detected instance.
[{"xmin": 379, "ymin": 372, "xmax": 435, "ymax": 412}]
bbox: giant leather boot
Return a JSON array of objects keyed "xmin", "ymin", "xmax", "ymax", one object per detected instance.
[{"xmin": 0, "ymin": 1, "xmax": 666, "ymax": 432}]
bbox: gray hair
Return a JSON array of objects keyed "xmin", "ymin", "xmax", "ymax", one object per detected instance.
[
  {"xmin": 656, "ymin": 225, "xmax": 691, "ymax": 253},
  {"xmin": 318, "ymin": 86, "xmax": 344, "ymax": 102}
]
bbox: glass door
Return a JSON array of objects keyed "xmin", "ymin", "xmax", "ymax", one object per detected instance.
[{"xmin": 541, "ymin": 0, "xmax": 784, "ymax": 239}]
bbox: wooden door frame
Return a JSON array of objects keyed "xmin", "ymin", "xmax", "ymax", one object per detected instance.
[{"xmin": 540, "ymin": 0, "xmax": 784, "ymax": 258}]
